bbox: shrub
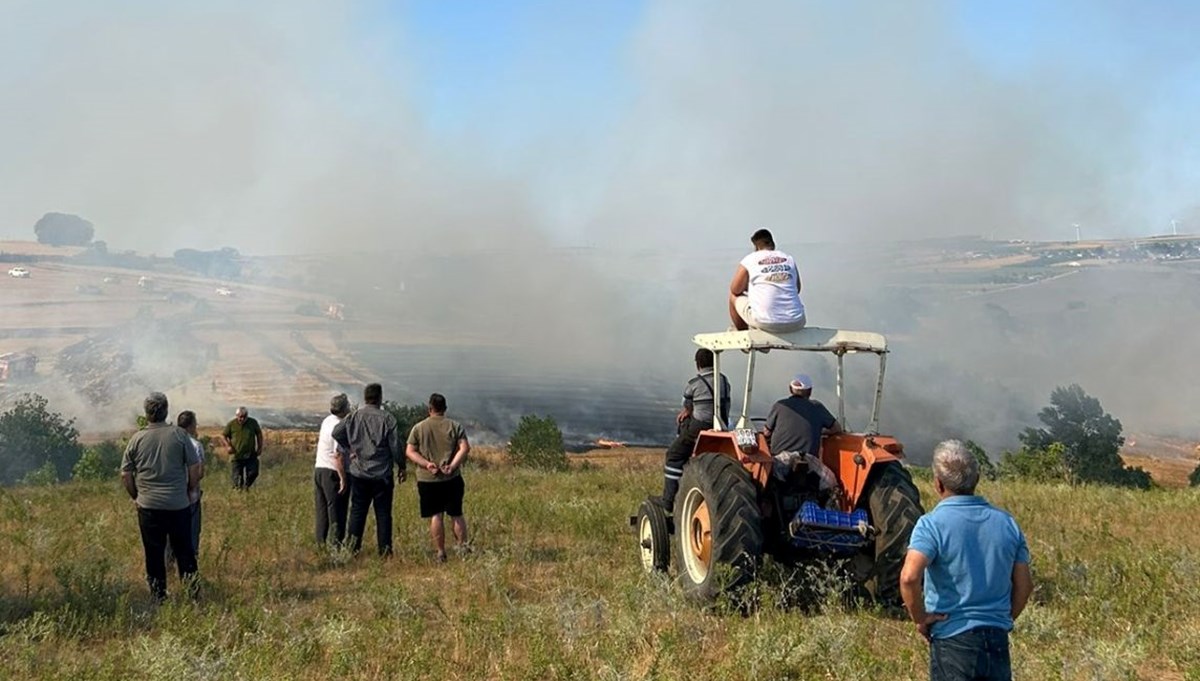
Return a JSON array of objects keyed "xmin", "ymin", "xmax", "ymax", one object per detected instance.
[
  {"xmin": 0, "ymin": 393, "xmax": 83, "ymax": 485},
  {"xmin": 1190, "ymin": 463, "xmax": 1200, "ymax": 488},
  {"xmin": 20, "ymin": 461, "xmax": 59, "ymax": 486},
  {"xmin": 383, "ymin": 401, "xmax": 428, "ymax": 440},
  {"xmin": 999, "ymin": 443, "xmax": 1068, "ymax": 483},
  {"xmin": 1020, "ymin": 384, "xmax": 1149, "ymax": 489},
  {"xmin": 965, "ymin": 440, "xmax": 998, "ymax": 481},
  {"xmin": 507, "ymin": 414, "xmax": 567, "ymax": 471},
  {"xmin": 73, "ymin": 440, "xmax": 123, "ymax": 481}
]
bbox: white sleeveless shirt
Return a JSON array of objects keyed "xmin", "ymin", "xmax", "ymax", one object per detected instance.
[{"xmin": 740, "ymin": 249, "xmax": 805, "ymax": 325}]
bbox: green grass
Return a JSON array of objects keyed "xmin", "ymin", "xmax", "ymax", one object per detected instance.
[{"xmin": 1, "ymin": 451, "xmax": 1199, "ymax": 680}]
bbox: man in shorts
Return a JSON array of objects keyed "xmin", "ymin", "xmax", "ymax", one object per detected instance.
[
  {"xmin": 406, "ymin": 393, "xmax": 470, "ymax": 562},
  {"xmin": 729, "ymin": 228, "xmax": 807, "ymax": 333}
]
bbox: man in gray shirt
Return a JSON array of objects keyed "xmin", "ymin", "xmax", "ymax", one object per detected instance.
[
  {"xmin": 121, "ymin": 392, "xmax": 202, "ymax": 601},
  {"xmin": 659, "ymin": 348, "xmax": 731, "ymax": 511},
  {"xmin": 764, "ymin": 373, "xmax": 842, "ymax": 456},
  {"xmin": 333, "ymin": 383, "xmax": 407, "ymax": 556}
]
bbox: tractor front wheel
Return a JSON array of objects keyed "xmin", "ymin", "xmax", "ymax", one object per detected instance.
[
  {"xmin": 674, "ymin": 452, "xmax": 763, "ymax": 603},
  {"xmin": 637, "ymin": 498, "xmax": 671, "ymax": 573}
]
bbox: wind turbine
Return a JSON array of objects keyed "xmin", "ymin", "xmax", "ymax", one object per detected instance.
[
  {"xmin": 1171, "ymin": 218, "xmax": 1179, "ymax": 236},
  {"xmin": 1072, "ymin": 223, "xmax": 1081, "ymax": 242}
]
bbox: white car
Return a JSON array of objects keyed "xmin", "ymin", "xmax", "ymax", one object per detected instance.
[
  {"xmin": 216, "ymin": 287, "xmax": 235, "ymax": 297},
  {"xmin": 8, "ymin": 267, "xmax": 30, "ymax": 278}
]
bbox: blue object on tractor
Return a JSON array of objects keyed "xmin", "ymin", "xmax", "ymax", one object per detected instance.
[{"xmin": 788, "ymin": 502, "xmax": 873, "ymax": 555}]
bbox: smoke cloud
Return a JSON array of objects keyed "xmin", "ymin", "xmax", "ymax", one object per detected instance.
[{"xmin": 1, "ymin": 1, "xmax": 1197, "ymax": 459}]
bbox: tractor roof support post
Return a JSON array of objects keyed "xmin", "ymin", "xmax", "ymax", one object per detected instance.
[
  {"xmin": 836, "ymin": 350, "xmax": 846, "ymax": 427},
  {"xmin": 869, "ymin": 352, "xmax": 887, "ymax": 434},
  {"xmin": 736, "ymin": 350, "xmax": 756, "ymax": 429},
  {"xmin": 712, "ymin": 350, "xmax": 724, "ymax": 431}
]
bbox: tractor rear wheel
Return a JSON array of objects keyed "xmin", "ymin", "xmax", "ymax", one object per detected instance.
[
  {"xmin": 637, "ymin": 498, "xmax": 671, "ymax": 573},
  {"xmin": 863, "ymin": 461, "xmax": 924, "ymax": 607},
  {"xmin": 673, "ymin": 452, "xmax": 763, "ymax": 603}
]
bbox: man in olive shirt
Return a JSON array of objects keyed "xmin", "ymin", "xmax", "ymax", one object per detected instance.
[
  {"xmin": 406, "ymin": 393, "xmax": 470, "ymax": 562},
  {"xmin": 333, "ymin": 383, "xmax": 406, "ymax": 556},
  {"xmin": 221, "ymin": 406, "xmax": 263, "ymax": 490},
  {"xmin": 121, "ymin": 392, "xmax": 202, "ymax": 601}
]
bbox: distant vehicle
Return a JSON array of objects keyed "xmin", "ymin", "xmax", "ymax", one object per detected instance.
[
  {"xmin": 75, "ymin": 284, "xmax": 103, "ymax": 295},
  {"xmin": 102, "ymin": 275, "xmax": 120, "ymax": 284},
  {"xmin": 137, "ymin": 276, "xmax": 154, "ymax": 290},
  {"xmin": 8, "ymin": 266, "xmax": 30, "ymax": 278},
  {"xmin": 215, "ymin": 287, "xmax": 235, "ymax": 297}
]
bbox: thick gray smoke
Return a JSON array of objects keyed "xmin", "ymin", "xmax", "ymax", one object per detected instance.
[{"xmin": 1, "ymin": 1, "xmax": 1197, "ymax": 458}]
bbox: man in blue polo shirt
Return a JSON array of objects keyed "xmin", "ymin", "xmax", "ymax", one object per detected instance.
[{"xmin": 900, "ymin": 439, "xmax": 1034, "ymax": 681}]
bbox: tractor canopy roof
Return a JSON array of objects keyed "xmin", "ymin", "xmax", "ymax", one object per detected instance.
[{"xmin": 692, "ymin": 327, "xmax": 887, "ymax": 354}]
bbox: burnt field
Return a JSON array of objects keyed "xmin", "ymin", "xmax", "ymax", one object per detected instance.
[{"xmin": 2, "ymin": 240, "xmax": 1199, "ymax": 467}]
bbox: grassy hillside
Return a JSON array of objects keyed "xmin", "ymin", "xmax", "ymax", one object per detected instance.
[{"xmin": 1, "ymin": 447, "xmax": 1198, "ymax": 680}]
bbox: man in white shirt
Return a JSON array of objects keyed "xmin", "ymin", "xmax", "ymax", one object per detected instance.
[
  {"xmin": 729, "ymin": 228, "xmax": 807, "ymax": 333},
  {"xmin": 314, "ymin": 393, "xmax": 351, "ymax": 548}
]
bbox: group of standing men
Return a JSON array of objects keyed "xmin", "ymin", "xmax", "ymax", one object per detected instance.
[
  {"xmin": 120, "ymin": 382, "xmax": 470, "ymax": 602},
  {"xmin": 120, "ymin": 395, "xmax": 265, "ymax": 600},
  {"xmin": 315, "ymin": 383, "xmax": 470, "ymax": 563}
]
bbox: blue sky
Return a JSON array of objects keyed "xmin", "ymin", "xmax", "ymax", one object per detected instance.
[
  {"xmin": 398, "ymin": 1, "xmax": 642, "ymax": 154},
  {"xmin": 2, "ymin": 0, "xmax": 1196, "ymax": 250},
  {"xmin": 385, "ymin": 0, "xmax": 1198, "ymax": 237}
]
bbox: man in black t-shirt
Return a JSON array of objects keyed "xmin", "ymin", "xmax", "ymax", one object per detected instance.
[{"xmin": 764, "ymin": 373, "xmax": 842, "ymax": 456}]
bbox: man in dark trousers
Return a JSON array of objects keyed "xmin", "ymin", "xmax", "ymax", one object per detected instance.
[
  {"xmin": 221, "ymin": 406, "xmax": 263, "ymax": 490},
  {"xmin": 121, "ymin": 392, "xmax": 202, "ymax": 601},
  {"xmin": 660, "ymin": 348, "xmax": 730, "ymax": 511},
  {"xmin": 901, "ymin": 439, "xmax": 1034, "ymax": 681},
  {"xmin": 333, "ymin": 383, "xmax": 406, "ymax": 556}
]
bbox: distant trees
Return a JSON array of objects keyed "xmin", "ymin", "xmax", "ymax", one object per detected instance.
[
  {"xmin": 0, "ymin": 394, "xmax": 84, "ymax": 485},
  {"xmin": 34, "ymin": 212, "xmax": 95, "ymax": 246},
  {"xmin": 173, "ymin": 247, "xmax": 242, "ymax": 279},
  {"xmin": 1004, "ymin": 385, "xmax": 1150, "ymax": 489},
  {"xmin": 383, "ymin": 401, "xmax": 429, "ymax": 441}
]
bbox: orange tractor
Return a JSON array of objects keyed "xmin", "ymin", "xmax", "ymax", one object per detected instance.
[{"xmin": 633, "ymin": 327, "xmax": 923, "ymax": 604}]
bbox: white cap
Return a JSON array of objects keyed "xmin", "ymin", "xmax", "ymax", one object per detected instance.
[{"xmin": 789, "ymin": 373, "xmax": 813, "ymax": 391}]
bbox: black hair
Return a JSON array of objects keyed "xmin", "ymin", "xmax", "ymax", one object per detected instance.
[
  {"xmin": 429, "ymin": 393, "xmax": 447, "ymax": 414},
  {"xmin": 694, "ymin": 348, "xmax": 715, "ymax": 369},
  {"xmin": 751, "ymin": 228, "xmax": 775, "ymax": 249},
  {"xmin": 176, "ymin": 410, "xmax": 196, "ymax": 431},
  {"xmin": 364, "ymin": 383, "xmax": 383, "ymax": 405}
]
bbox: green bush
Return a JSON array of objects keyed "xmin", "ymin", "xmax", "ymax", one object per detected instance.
[
  {"xmin": 998, "ymin": 442, "xmax": 1068, "ymax": 483},
  {"xmin": 965, "ymin": 440, "xmax": 998, "ymax": 481},
  {"xmin": 72, "ymin": 441, "xmax": 123, "ymax": 481},
  {"xmin": 383, "ymin": 401, "xmax": 429, "ymax": 440},
  {"xmin": 0, "ymin": 393, "xmax": 84, "ymax": 485},
  {"xmin": 20, "ymin": 461, "xmax": 59, "ymax": 486},
  {"xmin": 507, "ymin": 415, "xmax": 567, "ymax": 471},
  {"xmin": 1190, "ymin": 463, "xmax": 1200, "ymax": 487},
  {"xmin": 1020, "ymin": 384, "xmax": 1149, "ymax": 489}
]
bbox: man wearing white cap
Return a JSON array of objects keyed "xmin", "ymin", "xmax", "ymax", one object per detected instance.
[{"xmin": 764, "ymin": 373, "xmax": 841, "ymax": 457}]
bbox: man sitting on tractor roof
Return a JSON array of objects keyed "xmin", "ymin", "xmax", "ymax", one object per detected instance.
[
  {"xmin": 659, "ymin": 348, "xmax": 731, "ymax": 511},
  {"xmin": 728, "ymin": 228, "xmax": 807, "ymax": 333}
]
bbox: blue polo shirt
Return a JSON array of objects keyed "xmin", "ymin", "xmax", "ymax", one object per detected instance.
[{"xmin": 908, "ymin": 495, "xmax": 1030, "ymax": 639}]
